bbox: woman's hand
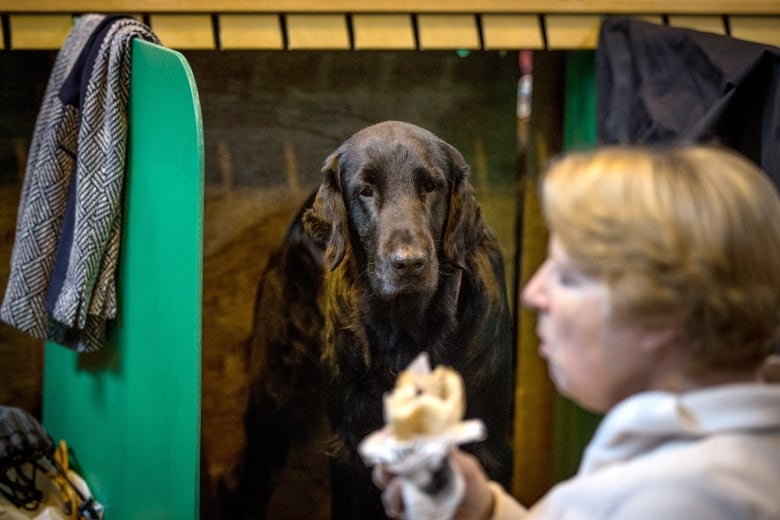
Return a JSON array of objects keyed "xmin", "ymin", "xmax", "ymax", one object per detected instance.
[{"xmin": 371, "ymin": 448, "xmax": 496, "ymax": 520}]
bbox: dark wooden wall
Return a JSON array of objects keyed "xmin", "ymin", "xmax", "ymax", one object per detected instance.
[
  {"xmin": 187, "ymin": 49, "xmax": 520, "ymax": 517},
  {"xmin": 0, "ymin": 51, "xmax": 57, "ymax": 419}
]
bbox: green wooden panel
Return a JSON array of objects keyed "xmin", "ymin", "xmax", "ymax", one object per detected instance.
[
  {"xmin": 552, "ymin": 50, "xmax": 603, "ymax": 483},
  {"xmin": 562, "ymin": 51, "xmax": 597, "ymax": 152},
  {"xmin": 42, "ymin": 39, "xmax": 204, "ymax": 519}
]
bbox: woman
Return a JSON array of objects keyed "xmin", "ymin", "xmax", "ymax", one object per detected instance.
[{"xmin": 374, "ymin": 145, "xmax": 780, "ymax": 519}]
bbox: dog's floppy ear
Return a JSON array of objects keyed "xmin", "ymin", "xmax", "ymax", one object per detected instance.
[
  {"xmin": 441, "ymin": 141, "xmax": 484, "ymax": 268},
  {"xmin": 302, "ymin": 150, "xmax": 349, "ymax": 271}
]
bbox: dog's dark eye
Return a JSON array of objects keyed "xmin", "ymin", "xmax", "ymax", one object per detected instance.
[
  {"xmin": 424, "ymin": 182, "xmax": 436, "ymax": 193},
  {"xmin": 359, "ymin": 185, "xmax": 374, "ymax": 198}
]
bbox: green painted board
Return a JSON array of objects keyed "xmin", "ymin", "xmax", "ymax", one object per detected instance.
[{"xmin": 42, "ymin": 39, "xmax": 204, "ymax": 519}]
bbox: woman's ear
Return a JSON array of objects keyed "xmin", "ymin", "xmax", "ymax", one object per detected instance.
[{"xmin": 302, "ymin": 151, "xmax": 349, "ymax": 270}]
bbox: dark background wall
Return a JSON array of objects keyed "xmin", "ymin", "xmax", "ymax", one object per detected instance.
[
  {"xmin": 0, "ymin": 51, "xmax": 57, "ymax": 420},
  {"xmin": 185, "ymin": 49, "xmax": 521, "ymax": 517}
]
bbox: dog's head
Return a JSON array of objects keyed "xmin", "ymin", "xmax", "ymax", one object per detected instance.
[{"xmin": 303, "ymin": 121, "xmax": 483, "ymax": 301}]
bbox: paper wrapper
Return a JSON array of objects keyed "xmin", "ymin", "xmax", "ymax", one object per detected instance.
[{"xmin": 358, "ymin": 354, "xmax": 486, "ymax": 520}]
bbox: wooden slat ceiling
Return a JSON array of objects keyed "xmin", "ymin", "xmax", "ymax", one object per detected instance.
[{"xmin": 1, "ymin": 1, "xmax": 778, "ymax": 50}]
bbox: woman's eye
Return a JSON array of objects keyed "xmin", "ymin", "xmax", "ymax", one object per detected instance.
[
  {"xmin": 559, "ymin": 274, "xmax": 577, "ymax": 286},
  {"xmin": 556, "ymin": 268, "xmax": 581, "ymax": 287},
  {"xmin": 359, "ymin": 186, "xmax": 374, "ymax": 198}
]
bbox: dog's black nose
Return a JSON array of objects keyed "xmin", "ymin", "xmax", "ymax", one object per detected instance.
[{"xmin": 390, "ymin": 250, "xmax": 426, "ymax": 273}]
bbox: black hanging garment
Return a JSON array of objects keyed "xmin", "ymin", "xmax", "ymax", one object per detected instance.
[{"xmin": 596, "ymin": 16, "xmax": 780, "ymax": 189}]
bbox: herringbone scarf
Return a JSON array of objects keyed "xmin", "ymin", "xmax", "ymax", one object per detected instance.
[{"xmin": 1, "ymin": 14, "xmax": 160, "ymax": 351}]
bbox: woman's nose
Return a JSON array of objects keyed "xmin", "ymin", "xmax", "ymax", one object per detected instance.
[{"xmin": 521, "ymin": 260, "xmax": 549, "ymax": 311}]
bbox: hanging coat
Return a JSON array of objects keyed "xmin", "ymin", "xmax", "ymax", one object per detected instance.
[{"xmin": 596, "ymin": 16, "xmax": 780, "ymax": 189}]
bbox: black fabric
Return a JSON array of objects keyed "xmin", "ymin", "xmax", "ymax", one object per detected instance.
[
  {"xmin": 59, "ymin": 14, "xmax": 132, "ymax": 109},
  {"xmin": 596, "ymin": 16, "xmax": 780, "ymax": 188}
]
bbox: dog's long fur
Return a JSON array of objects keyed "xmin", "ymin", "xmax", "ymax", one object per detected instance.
[{"xmin": 224, "ymin": 121, "xmax": 514, "ymax": 519}]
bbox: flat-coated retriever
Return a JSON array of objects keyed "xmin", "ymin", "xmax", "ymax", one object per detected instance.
[{"xmin": 221, "ymin": 121, "xmax": 514, "ymax": 519}]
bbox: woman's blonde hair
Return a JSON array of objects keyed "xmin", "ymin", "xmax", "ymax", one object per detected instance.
[{"xmin": 542, "ymin": 145, "xmax": 780, "ymax": 372}]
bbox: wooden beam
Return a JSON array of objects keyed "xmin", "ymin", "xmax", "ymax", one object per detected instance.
[
  {"xmin": 2, "ymin": 0, "xmax": 780, "ymax": 15},
  {"xmin": 150, "ymin": 14, "xmax": 216, "ymax": 49},
  {"xmin": 545, "ymin": 15, "xmax": 602, "ymax": 49},
  {"xmin": 729, "ymin": 15, "xmax": 780, "ymax": 46},
  {"xmin": 9, "ymin": 14, "xmax": 73, "ymax": 49},
  {"xmin": 417, "ymin": 14, "xmax": 480, "ymax": 50},
  {"xmin": 219, "ymin": 14, "xmax": 283, "ymax": 49},
  {"xmin": 481, "ymin": 14, "xmax": 544, "ymax": 50},
  {"xmin": 668, "ymin": 15, "xmax": 727, "ymax": 34},
  {"xmin": 286, "ymin": 14, "xmax": 350, "ymax": 49},
  {"xmin": 352, "ymin": 14, "xmax": 416, "ymax": 50},
  {"xmin": 630, "ymin": 15, "xmax": 665, "ymax": 24}
]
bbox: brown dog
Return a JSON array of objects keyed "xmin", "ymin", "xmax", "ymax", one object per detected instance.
[{"xmin": 223, "ymin": 121, "xmax": 513, "ymax": 519}]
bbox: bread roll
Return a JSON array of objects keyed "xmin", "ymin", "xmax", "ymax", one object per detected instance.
[{"xmin": 383, "ymin": 364, "xmax": 465, "ymax": 440}]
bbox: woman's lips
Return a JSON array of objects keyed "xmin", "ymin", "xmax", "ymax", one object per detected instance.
[{"xmin": 536, "ymin": 332, "xmax": 549, "ymax": 358}]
